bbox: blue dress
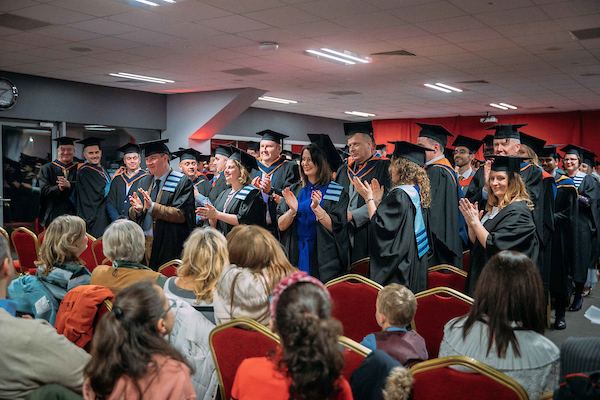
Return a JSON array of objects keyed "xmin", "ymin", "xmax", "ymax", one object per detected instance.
[{"xmin": 296, "ymin": 183, "xmax": 328, "ymax": 274}]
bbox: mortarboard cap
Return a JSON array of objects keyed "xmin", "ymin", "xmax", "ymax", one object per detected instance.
[
  {"xmin": 214, "ymin": 145, "xmax": 232, "ymax": 158},
  {"xmin": 172, "ymin": 148, "xmax": 209, "ymax": 163},
  {"xmin": 53, "ymin": 137, "xmax": 77, "ymax": 147},
  {"xmin": 583, "ymin": 149, "xmax": 597, "ymax": 168},
  {"xmin": 518, "ymin": 132, "xmax": 546, "ymax": 156},
  {"xmin": 388, "ymin": 141, "xmax": 433, "ymax": 167},
  {"xmin": 452, "ymin": 135, "xmax": 483, "ymax": 154},
  {"xmin": 376, "ymin": 144, "xmax": 387, "ymax": 151},
  {"xmin": 256, "ymin": 129, "xmax": 288, "ymax": 145},
  {"xmin": 308, "ymin": 133, "xmax": 343, "ymax": 172},
  {"xmin": 139, "ymin": 139, "xmax": 170, "ymax": 157},
  {"xmin": 416, "ymin": 123, "xmax": 454, "ymax": 147},
  {"xmin": 540, "ymin": 145, "xmax": 562, "ymax": 159},
  {"xmin": 344, "ymin": 121, "xmax": 373, "ymax": 137},
  {"xmin": 4, "ymin": 157, "xmax": 20, "ymax": 170},
  {"xmin": 560, "ymin": 144, "xmax": 586, "ymax": 158},
  {"xmin": 247, "ymin": 141, "xmax": 260, "ymax": 152},
  {"xmin": 490, "ymin": 155, "xmax": 529, "ymax": 173},
  {"xmin": 283, "ymin": 150, "xmax": 301, "ymax": 161},
  {"xmin": 77, "ymin": 137, "xmax": 105, "ymax": 149},
  {"xmin": 483, "ymin": 134, "xmax": 494, "ymax": 147},
  {"xmin": 20, "ymin": 153, "xmax": 37, "ymax": 167},
  {"xmin": 486, "ymin": 124, "xmax": 527, "ymax": 141},
  {"xmin": 116, "ymin": 143, "xmax": 141, "ymax": 155},
  {"xmin": 229, "ymin": 148, "xmax": 258, "ymax": 173}
]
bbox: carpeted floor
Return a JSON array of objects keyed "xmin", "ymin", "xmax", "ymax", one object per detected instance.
[{"xmin": 546, "ymin": 291, "xmax": 600, "ymax": 349}]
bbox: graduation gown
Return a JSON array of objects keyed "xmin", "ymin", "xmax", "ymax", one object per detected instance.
[
  {"xmin": 208, "ymin": 172, "xmax": 228, "ymax": 204},
  {"xmin": 571, "ymin": 172, "xmax": 598, "ymax": 283},
  {"xmin": 129, "ymin": 171, "xmax": 195, "ymax": 271},
  {"xmin": 539, "ymin": 170, "xmax": 556, "ymax": 292},
  {"xmin": 277, "ymin": 182, "xmax": 349, "ymax": 283},
  {"xmin": 424, "ymin": 157, "xmax": 463, "ymax": 268},
  {"xmin": 193, "ymin": 174, "xmax": 212, "ymax": 198},
  {"xmin": 213, "ymin": 184, "xmax": 266, "ymax": 235},
  {"xmin": 335, "ymin": 156, "xmax": 391, "ymax": 264},
  {"xmin": 38, "ymin": 160, "xmax": 78, "ymax": 227},
  {"xmin": 75, "ymin": 164, "xmax": 111, "ymax": 238},
  {"xmin": 465, "ymin": 200, "xmax": 539, "ymax": 296},
  {"xmin": 106, "ymin": 169, "xmax": 149, "ymax": 221},
  {"xmin": 369, "ymin": 186, "xmax": 430, "ymax": 293}
]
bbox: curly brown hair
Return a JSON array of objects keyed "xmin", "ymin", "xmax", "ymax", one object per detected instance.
[{"xmin": 388, "ymin": 157, "xmax": 431, "ymax": 208}]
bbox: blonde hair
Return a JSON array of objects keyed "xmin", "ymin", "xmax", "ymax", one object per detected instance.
[
  {"xmin": 178, "ymin": 227, "xmax": 229, "ymax": 303},
  {"xmin": 382, "ymin": 366, "xmax": 413, "ymax": 400},
  {"xmin": 36, "ymin": 215, "xmax": 86, "ymax": 274},
  {"xmin": 231, "ymin": 159, "xmax": 251, "ymax": 186},
  {"xmin": 487, "ymin": 171, "xmax": 533, "ymax": 212},
  {"xmin": 376, "ymin": 283, "xmax": 417, "ymax": 328},
  {"xmin": 521, "ymin": 144, "xmax": 539, "ymax": 166},
  {"xmin": 389, "ymin": 158, "xmax": 431, "ymax": 208},
  {"xmin": 103, "ymin": 220, "xmax": 145, "ymax": 262}
]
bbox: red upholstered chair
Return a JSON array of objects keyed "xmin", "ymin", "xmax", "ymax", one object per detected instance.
[
  {"xmin": 325, "ymin": 274, "xmax": 382, "ymax": 342},
  {"xmin": 462, "ymin": 250, "xmax": 470, "ymax": 272},
  {"xmin": 412, "ymin": 287, "xmax": 473, "ymax": 359},
  {"xmin": 338, "ymin": 335, "xmax": 371, "ymax": 382},
  {"xmin": 34, "ymin": 218, "xmax": 45, "ymax": 235},
  {"xmin": 80, "ymin": 234, "xmax": 97, "ymax": 273},
  {"xmin": 92, "ymin": 238, "xmax": 111, "ymax": 266},
  {"xmin": 38, "ymin": 230, "xmax": 45, "ymax": 245},
  {"xmin": 410, "ymin": 356, "xmax": 528, "ymax": 400},
  {"xmin": 11, "ymin": 227, "xmax": 39, "ymax": 274},
  {"xmin": 0, "ymin": 227, "xmax": 20, "ymax": 274},
  {"xmin": 348, "ymin": 257, "xmax": 370, "ymax": 277},
  {"xmin": 209, "ymin": 317, "xmax": 280, "ymax": 400},
  {"xmin": 427, "ymin": 264, "xmax": 467, "ymax": 292},
  {"xmin": 158, "ymin": 259, "xmax": 182, "ymax": 278}
]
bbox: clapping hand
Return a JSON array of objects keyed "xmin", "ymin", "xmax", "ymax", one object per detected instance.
[
  {"xmin": 310, "ymin": 190, "xmax": 322, "ymax": 210},
  {"xmin": 196, "ymin": 203, "xmax": 218, "ymax": 219},
  {"xmin": 129, "ymin": 192, "xmax": 144, "ymax": 212},
  {"xmin": 353, "ymin": 176, "xmax": 372, "ymax": 201},
  {"xmin": 459, "ymin": 198, "xmax": 483, "ymax": 226},
  {"xmin": 282, "ymin": 187, "xmax": 298, "ymax": 213}
]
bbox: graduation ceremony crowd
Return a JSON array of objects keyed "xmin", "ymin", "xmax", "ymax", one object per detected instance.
[{"xmin": 2, "ymin": 120, "xmax": 600, "ymax": 400}]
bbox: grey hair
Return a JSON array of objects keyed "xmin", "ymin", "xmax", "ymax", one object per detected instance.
[
  {"xmin": 0, "ymin": 235, "xmax": 9, "ymax": 267},
  {"xmin": 102, "ymin": 220, "xmax": 145, "ymax": 263}
]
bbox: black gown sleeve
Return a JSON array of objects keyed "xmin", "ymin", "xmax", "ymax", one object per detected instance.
[{"xmin": 236, "ymin": 189, "xmax": 267, "ymax": 228}]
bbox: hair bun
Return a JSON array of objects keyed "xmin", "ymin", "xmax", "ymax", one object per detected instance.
[{"xmin": 113, "ymin": 306, "xmax": 124, "ymax": 320}]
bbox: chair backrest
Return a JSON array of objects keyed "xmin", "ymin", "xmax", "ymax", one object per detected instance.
[
  {"xmin": 10, "ymin": 227, "xmax": 39, "ymax": 274},
  {"xmin": 158, "ymin": 259, "xmax": 182, "ymax": 277},
  {"xmin": 348, "ymin": 257, "xmax": 370, "ymax": 277},
  {"xmin": 412, "ymin": 287, "xmax": 473, "ymax": 358},
  {"xmin": 325, "ymin": 274, "xmax": 382, "ymax": 342},
  {"xmin": 462, "ymin": 250, "xmax": 470, "ymax": 272},
  {"xmin": 92, "ymin": 238, "xmax": 107, "ymax": 266},
  {"xmin": 79, "ymin": 234, "xmax": 97, "ymax": 273},
  {"xmin": 427, "ymin": 264, "xmax": 467, "ymax": 292},
  {"xmin": 34, "ymin": 218, "xmax": 45, "ymax": 235},
  {"xmin": 38, "ymin": 230, "xmax": 45, "ymax": 245},
  {"xmin": 410, "ymin": 356, "xmax": 528, "ymax": 400},
  {"xmin": 338, "ymin": 335, "xmax": 371, "ymax": 382},
  {"xmin": 209, "ymin": 317, "xmax": 280, "ymax": 400}
]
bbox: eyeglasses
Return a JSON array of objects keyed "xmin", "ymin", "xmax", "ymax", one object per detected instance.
[{"xmin": 159, "ymin": 298, "xmax": 177, "ymax": 319}]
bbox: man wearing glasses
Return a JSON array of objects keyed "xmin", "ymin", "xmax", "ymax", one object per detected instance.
[{"xmin": 452, "ymin": 135, "xmax": 483, "ymax": 195}]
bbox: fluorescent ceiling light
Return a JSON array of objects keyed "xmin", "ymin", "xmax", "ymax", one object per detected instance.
[
  {"xmin": 23, "ymin": 129, "xmax": 50, "ymax": 134},
  {"xmin": 109, "ymin": 72, "xmax": 174, "ymax": 84},
  {"xmin": 424, "ymin": 84, "xmax": 451, "ymax": 93},
  {"xmin": 306, "ymin": 50, "xmax": 355, "ymax": 65},
  {"xmin": 320, "ymin": 48, "xmax": 370, "ymax": 64},
  {"xmin": 162, "ymin": 0, "xmax": 176, "ymax": 2},
  {"xmin": 499, "ymin": 103, "xmax": 517, "ymax": 109},
  {"xmin": 134, "ymin": 0, "xmax": 159, "ymax": 6},
  {"xmin": 85, "ymin": 125, "xmax": 107, "ymax": 128},
  {"xmin": 345, "ymin": 111, "xmax": 376, "ymax": 117},
  {"xmin": 435, "ymin": 83, "xmax": 462, "ymax": 92},
  {"xmin": 258, "ymin": 96, "xmax": 297, "ymax": 104},
  {"xmin": 86, "ymin": 127, "xmax": 115, "ymax": 131},
  {"xmin": 490, "ymin": 103, "xmax": 509, "ymax": 110}
]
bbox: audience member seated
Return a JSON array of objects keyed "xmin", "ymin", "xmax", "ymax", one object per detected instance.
[
  {"xmin": 349, "ymin": 350, "xmax": 401, "ymax": 400},
  {"xmin": 36, "ymin": 215, "xmax": 91, "ymax": 301},
  {"xmin": 360, "ymin": 283, "xmax": 428, "ymax": 367},
  {"xmin": 383, "ymin": 366, "xmax": 413, "ymax": 400},
  {"xmin": 0, "ymin": 234, "xmax": 90, "ymax": 400},
  {"xmin": 213, "ymin": 225, "xmax": 296, "ymax": 326},
  {"xmin": 83, "ymin": 281, "xmax": 196, "ymax": 400},
  {"xmin": 91, "ymin": 220, "xmax": 166, "ymax": 295},
  {"xmin": 163, "ymin": 226, "xmax": 228, "ymax": 324},
  {"xmin": 439, "ymin": 250, "xmax": 559, "ymax": 400},
  {"xmin": 231, "ymin": 271, "xmax": 352, "ymax": 400}
]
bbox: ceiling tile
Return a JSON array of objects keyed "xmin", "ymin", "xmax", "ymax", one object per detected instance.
[
  {"xmin": 20, "ymin": 47, "xmax": 77, "ymax": 59},
  {"xmin": 287, "ymin": 20, "xmax": 351, "ymax": 38},
  {"xmin": 89, "ymin": 50, "xmax": 148, "ymax": 63},
  {"xmin": 295, "ymin": 0, "xmax": 379, "ymax": 19},
  {"xmin": 48, "ymin": 0, "xmax": 135, "ymax": 17},
  {"xmin": 80, "ymin": 36, "xmax": 144, "ymax": 51},
  {"xmin": 154, "ymin": 1, "xmax": 232, "ymax": 21},
  {"xmin": 333, "ymin": 11, "xmax": 404, "ymax": 31},
  {"xmin": 416, "ymin": 15, "xmax": 486, "ymax": 34},
  {"xmin": 555, "ymin": 14, "xmax": 600, "ymax": 31},
  {"xmin": 474, "ymin": 6, "xmax": 551, "ymax": 27},
  {"xmin": 203, "ymin": 34, "xmax": 257, "ymax": 48},
  {"xmin": 68, "ymin": 18, "xmax": 141, "ymax": 35},
  {"xmin": 511, "ymin": 31, "xmax": 579, "ymax": 46},
  {"xmin": 32, "ymin": 25, "xmax": 104, "ymax": 41},
  {"xmin": 109, "ymin": 9, "xmax": 184, "ymax": 31},
  {"xmin": 0, "ymin": 0, "xmax": 39, "ymax": 12},
  {"xmin": 390, "ymin": 1, "xmax": 467, "ymax": 23},
  {"xmin": 366, "ymin": 24, "xmax": 430, "ymax": 40},
  {"xmin": 161, "ymin": 22, "xmax": 222, "ymax": 39},
  {"xmin": 236, "ymin": 27, "xmax": 304, "ymax": 42},
  {"xmin": 3, "ymin": 32, "xmax": 68, "ymax": 46},
  {"xmin": 448, "ymin": 0, "xmax": 535, "ymax": 14},
  {"xmin": 492, "ymin": 20, "xmax": 564, "ymax": 37},
  {"xmin": 244, "ymin": 6, "xmax": 321, "ymax": 26},
  {"xmin": 200, "ymin": 14, "xmax": 271, "ymax": 34},
  {"xmin": 411, "ymin": 43, "xmax": 469, "ymax": 56},
  {"xmin": 115, "ymin": 30, "xmax": 188, "ymax": 47},
  {"xmin": 458, "ymin": 38, "xmax": 518, "ymax": 52},
  {"xmin": 540, "ymin": 0, "xmax": 600, "ymax": 19},
  {"xmin": 10, "ymin": 4, "xmax": 95, "ymax": 24},
  {"xmin": 123, "ymin": 45, "xmax": 182, "ymax": 58},
  {"xmin": 202, "ymin": 0, "xmax": 286, "ymax": 13},
  {"xmin": 475, "ymin": 46, "xmax": 531, "ymax": 59},
  {"xmin": 438, "ymin": 27, "xmax": 504, "ymax": 44},
  {"xmin": 389, "ymin": 35, "xmax": 450, "ymax": 48}
]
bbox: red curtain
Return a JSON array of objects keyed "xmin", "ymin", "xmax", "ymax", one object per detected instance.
[{"xmin": 373, "ymin": 110, "xmax": 600, "ymax": 157}]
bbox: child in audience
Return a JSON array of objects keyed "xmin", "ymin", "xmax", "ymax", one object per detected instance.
[
  {"xmin": 360, "ymin": 283, "xmax": 428, "ymax": 367},
  {"xmin": 83, "ymin": 281, "xmax": 196, "ymax": 400},
  {"xmin": 231, "ymin": 271, "xmax": 352, "ymax": 400}
]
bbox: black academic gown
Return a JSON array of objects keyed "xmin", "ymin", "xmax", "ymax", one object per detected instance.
[
  {"xmin": 213, "ymin": 184, "xmax": 266, "ymax": 236},
  {"xmin": 424, "ymin": 158, "xmax": 463, "ymax": 268},
  {"xmin": 75, "ymin": 164, "xmax": 111, "ymax": 238},
  {"xmin": 208, "ymin": 172, "xmax": 228, "ymax": 204},
  {"xmin": 130, "ymin": 171, "xmax": 195, "ymax": 271},
  {"xmin": 335, "ymin": 156, "xmax": 391, "ymax": 264},
  {"xmin": 38, "ymin": 160, "xmax": 78, "ymax": 227},
  {"xmin": 106, "ymin": 170, "xmax": 149, "ymax": 221},
  {"xmin": 572, "ymin": 173, "xmax": 599, "ymax": 283},
  {"xmin": 465, "ymin": 200, "xmax": 539, "ymax": 296},
  {"xmin": 277, "ymin": 182, "xmax": 349, "ymax": 283},
  {"xmin": 369, "ymin": 187, "xmax": 430, "ymax": 293},
  {"xmin": 193, "ymin": 174, "xmax": 212, "ymax": 198},
  {"xmin": 539, "ymin": 170, "xmax": 556, "ymax": 292}
]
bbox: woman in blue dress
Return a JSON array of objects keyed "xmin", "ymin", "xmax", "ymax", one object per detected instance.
[{"xmin": 277, "ymin": 134, "xmax": 349, "ymax": 283}]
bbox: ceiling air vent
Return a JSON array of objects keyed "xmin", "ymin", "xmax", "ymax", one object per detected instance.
[
  {"xmin": 221, "ymin": 68, "xmax": 267, "ymax": 76},
  {"xmin": 457, "ymin": 80, "xmax": 489, "ymax": 84},
  {"xmin": 571, "ymin": 27, "xmax": 600, "ymax": 40},
  {"xmin": 0, "ymin": 14, "xmax": 53, "ymax": 30},
  {"xmin": 371, "ymin": 50, "xmax": 416, "ymax": 56}
]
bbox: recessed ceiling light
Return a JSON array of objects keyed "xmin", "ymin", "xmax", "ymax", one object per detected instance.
[
  {"xmin": 345, "ymin": 111, "xmax": 376, "ymax": 117},
  {"xmin": 490, "ymin": 103, "xmax": 509, "ymax": 110},
  {"xmin": 320, "ymin": 48, "xmax": 370, "ymax": 64},
  {"xmin": 424, "ymin": 84, "xmax": 452, "ymax": 93},
  {"xmin": 435, "ymin": 83, "xmax": 462, "ymax": 92},
  {"xmin": 498, "ymin": 103, "xmax": 517, "ymax": 109},
  {"xmin": 258, "ymin": 96, "xmax": 297, "ymax": 104},
  {"xmin": 306, "ymin": 50, "xmax": 355, "ymax": 65},
  {"xmin": 109, "ymin": 72, "xmax": 174, "ymax": 84},
  {"xmin": 85, "ymin": 125, "xmax": 115, "ymax": 131}
]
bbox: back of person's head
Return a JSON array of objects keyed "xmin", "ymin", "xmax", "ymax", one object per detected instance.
[
  {"xmin": 382, "ymin": 366, "xmax": 413, "ymax": 400},
  {"xmin": 103, "ymin": 220, "xmax": 145, "ymax": 263},
  {"xmin": 462, "ymin": 250, "xmax": 545, "ymax": 358},
  {"xmin": 178, "ymin": 226, "xmax": 228, "ymax": 303},
  {"xmin": 377, "ymin": 284, "xmax": 417, "ymax": 328},
  {"xmin": 36, "ymin": 215, "xmax": 86, "ymax": 273},
  {"xmin": 85, "ymin": 281, "xmax": 191, "ymax": 397},
  {"xmin": 270, "ymin": 272, "xmax": 344, "ymax": 400},
  {"xmin": 0, "ymin": 234, "xmax": 12, "ymax": 292}
]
